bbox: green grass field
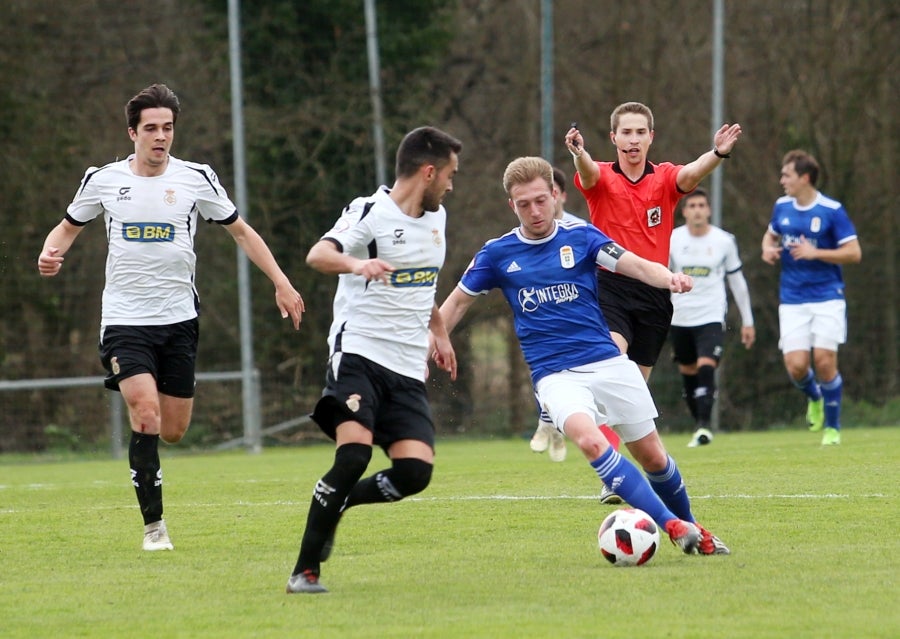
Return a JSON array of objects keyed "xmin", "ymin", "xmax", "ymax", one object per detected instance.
[{"xmin": 2, "ymin": 428, "xmax": 898, "ymax": 639}]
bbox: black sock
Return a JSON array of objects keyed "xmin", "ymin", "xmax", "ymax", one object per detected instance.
[
  {"xmin": 129, "ymin": 431, "xmax": 163, "ymax": 526},
  {"xmin": 345, "ymin": 458, "xmax": 434, "ymax": 508},
  {"xmin": 294, "ymin": 443, "xmax": 371, "ymax": 575},
  {"xmin": 694, "ymin": 365, "xmax": 717, "ymax": 428},
  {"xmin": 681, "ymin": 373, "xmax": 699, "ymax": 420}
]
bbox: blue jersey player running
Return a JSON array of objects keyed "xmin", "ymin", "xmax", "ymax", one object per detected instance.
[
  {"xmin": 762, "ymin": 149, "xmax": 861, "ymax": 445},
  {"xmin": 437, "ymin": 156, "xmax": 730, "ymax": 556}
]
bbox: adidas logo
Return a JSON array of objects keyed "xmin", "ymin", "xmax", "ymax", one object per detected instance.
[{"xmin": 506, "ymin": 261, "xmax": 521, "ymax": 273}]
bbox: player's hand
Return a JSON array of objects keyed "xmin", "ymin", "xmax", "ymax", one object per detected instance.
[
  {"xmin": 669, "ymin": 272, "xmax": 693, "ymax": 293},
  {"xmin": 565, "ymin": 126, "xmax": 584, "ymax": 157},
  {"xmin": 787, "ymin": 235, "xmax": 818, "ymax": 261},
  {"xmin": 275, "ymin": 283, "xmax": 305, "ymax": 330},
  {"xmin": 761, "ymin": 245, "xmax": 782, "ymax": 264},
  {"xmin": 429, "ymin": 331, "xmax": 457, "ymax": 381},
  {"xmin": 713, "ymin": 123, "xmax": 742, "ymax": 155},
  {"xmin": 354, "ymin": 258, "xmax": 395, "ymax": 284},
  {"xmin": 38, "ymin": 247, "xmax": 64, "ymax": 277},
  {"xmin": 741, "ymin": 326, "xmax": 756, "ymax": 349}
]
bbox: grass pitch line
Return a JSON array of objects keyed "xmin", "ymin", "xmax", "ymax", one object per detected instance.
[{"xmin": 0, "ymin": 491, "xmax": 887, "ymax": 515}]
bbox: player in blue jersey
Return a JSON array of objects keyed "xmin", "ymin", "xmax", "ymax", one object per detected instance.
[
  {"xmin": 528, "ymin": 167, "xmax": 587, "ymax": 463},
  {"xmin": 761, "ymin": 150, "xmax": 861, "ymax": 445},
  {"xmin": 438, "ymin": 156, "xmax": 730, "ymax": 556}
]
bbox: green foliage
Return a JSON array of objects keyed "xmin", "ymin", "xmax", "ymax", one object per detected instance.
[{"xmin": 2, "ymin": 430, "xmax": 898, "ymax": 638}]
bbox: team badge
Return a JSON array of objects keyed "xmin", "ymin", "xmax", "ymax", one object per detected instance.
[
  {"xmin": 559, "ymin": 245, "xmax": 575, "ymax": 269},
  {"xmin": 811, "ymin": 216, "xmax": 821, "ymax": 233},
  {"xmin": 432, "ymin": 229, "xmax": 442, "ymax": 246},
  {"xmin": 163, "ymin": 189, "xmax": 177, "ymax": 206},
  {"xmin": 111, "ymin": 356, "xmax": 120, "ymax": 375},
  {"xmin": 647, "ymin": 206, "xmax": 662, "ymax": 227},
  {"xmin": 346, "ymin": 393, "xmax": 362, "ymax": 413}
]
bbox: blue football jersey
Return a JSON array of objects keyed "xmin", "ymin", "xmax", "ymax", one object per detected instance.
[
  {"xmin": 768, "ymin": 192, "xmax": 857, "ymax": 304},
  {"xmin": 459, "ymin": 223, "xmax": 623, "ymax": 385}
]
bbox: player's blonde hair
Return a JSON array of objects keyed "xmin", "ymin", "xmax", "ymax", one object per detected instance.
[{"xmin": 502, "ymin": 157, "xmax": 554, "ymax": 196}]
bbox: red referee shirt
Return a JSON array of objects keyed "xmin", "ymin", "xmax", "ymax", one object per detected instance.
[{"xmin": 575, "ymin": 161, "xmax": 687, "ymax": 267}]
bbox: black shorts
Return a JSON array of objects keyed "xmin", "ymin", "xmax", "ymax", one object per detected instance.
[
  {"xmin": 596, "ymin": 269, "xmax": 673, "ymax": 367},
  {"xmin": 669, "ymin": 323, "xmax": 725, "ymax": 365},
  {"xmin": 311, "ymin": 352, "xmax": 435, "ymax": 452},
  {"xmin": 98, "ymin": 318, "xmax": 199, "ymax": 398}
]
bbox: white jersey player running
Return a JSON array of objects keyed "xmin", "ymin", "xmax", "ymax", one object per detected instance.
[
  {"xmin": 38, "ymin": 84, "xmax": 304, "ymax": 552},
  {"xmin": 287, "ymin": 127, "xmax": 462, "ymax": 594},
  {"xmin": 438, "ymin": 156, "xmax": 730, "ymax": 557},
  {"xmin": 668, "ymin": 189, "xmax": 754, "ymax": 447}
]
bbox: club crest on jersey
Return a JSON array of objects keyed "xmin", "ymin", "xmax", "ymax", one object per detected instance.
[
  {"xmin": 559, "ymin": 245, "xmax": 575, "ymax": 269},
  {"xmin": 647, "ymin": 206, "xmax": 662, "ymax": 227},
  {"xmin": 122, "ymin": 222, "xmax": 175, "ymax": 242},
  {"xmin": 432, "ymin": 229, "xmax": 442, "ymax": 246},
  {"xmin": 390, "ymin": 267, "xmax": 438, "ymax": 287},
  {"xmin": 163, "ymin": 189, "xmax": 177, "ymax": 206},
  {"xmin": 810, "ymin": 216, "xmax": 822, "ymax": 233}
]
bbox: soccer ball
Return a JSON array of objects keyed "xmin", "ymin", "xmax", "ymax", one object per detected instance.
[{"xmin": 597, "ymin": 508, "xmax": 660, "ymax": 566}]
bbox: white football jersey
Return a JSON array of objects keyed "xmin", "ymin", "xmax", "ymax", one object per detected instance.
[
  {"xmin": 669, "ymin": 224, "xmax": 743, "ymax": 327},
  {"xmin": 66, "ymin": 155, "xmax": 237, "ymax": 328},
  {"xmin": 322, "ymin": 186, "xmax": 446, "ymax": 381}
]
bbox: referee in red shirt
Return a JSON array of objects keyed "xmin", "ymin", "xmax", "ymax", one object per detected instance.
[{"xmin": 565, "ymin": 102, "xmax": 741, "ymax": 381}]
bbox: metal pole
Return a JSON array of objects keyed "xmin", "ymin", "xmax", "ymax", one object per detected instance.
[
  {"xmin": 710, "ymin": 0, "xmax": 724, "ymax": 227},
  {"xmin": 228, "ymin": 0, "xmax": 262, "ymax": 453},
  {"xmin": 364, "ymin": 0, "xmax": 387, "ymax": 186},
  {"xmin": 711, "ymin": 0, "xmax": 725, "ymax": 433},
  {"xmin": 110, "ymin": 392, "xmax": 124, "ymax": 459},
  {"xmin": 540, "ymin": 0, "xmax": 554, "ymax": 161}
]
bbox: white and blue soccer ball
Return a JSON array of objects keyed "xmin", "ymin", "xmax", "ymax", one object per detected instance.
[{"xmin": 598, "ymin": 508, "xmax": 660, "ymax": 567}]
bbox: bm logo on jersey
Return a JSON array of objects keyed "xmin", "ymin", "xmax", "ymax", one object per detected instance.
[
  {"xmin": 390, "ymin": 267, "xmax": 438, "ymax": 287},
  {"xmin": 122, "ymin": 222, "xmax": 176, "ymax": 242}
]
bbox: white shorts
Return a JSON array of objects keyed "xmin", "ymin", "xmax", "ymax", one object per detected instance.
[
  {"xmin": 534, "ymin": 355, "xmax": 658, "ymax": 443},
  {"xmin": 779, "ymin": 300, "xmax": 847, "ymax": 353}
]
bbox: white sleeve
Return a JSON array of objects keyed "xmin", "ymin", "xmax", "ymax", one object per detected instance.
[
  {"xmin": 65, "ymin": 167, "xmax": 104, "ymax": 224},
  {"xmin": 726, "ymin": 271, "xmax": 754, "ymax": 327}
]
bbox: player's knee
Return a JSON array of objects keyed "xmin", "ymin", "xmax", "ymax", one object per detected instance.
[
  {"xmin": 389, "ymin": 458, "xmax": 433, "ymax": 497},
  {"xmin": 335, "ymin": 443, "xmax": 373, "ymax": 476},
  {"xmin": 128, "ymin": 401, "xmax": 161, "ymax": 435}
]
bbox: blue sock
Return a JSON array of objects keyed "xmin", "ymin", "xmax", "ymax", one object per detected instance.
[
  {"xmin": 792, "ymin": 369, "xmax": 822, "ymax": 401},
  {"xmin": 590, "ymin": 447, "xmax": 677, "ymax": 527},
  {"xmin": 820, "ymin": 374, "xmax": 842, "ymax": 430},
  {"xmin": 646, "ymin": 455, "xmax": 695, "ymax": 523}
]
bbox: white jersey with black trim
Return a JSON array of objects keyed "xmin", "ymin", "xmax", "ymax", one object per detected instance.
[
  {"xmin": 322, "ymin": 186, "xmax": 446, "ymax": 381},
  {"xmin": 65, "ymin": 155, "xmax": 237, "ymax": 328},
  {"xmin": 669, "ymin": 224, "xmax": 743, "ymax": 327}
]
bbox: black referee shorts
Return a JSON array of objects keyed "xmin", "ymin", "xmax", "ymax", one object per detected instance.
[{"xmin": 596, "ymin": 268, "xmax": 673, "ymax": 368}]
